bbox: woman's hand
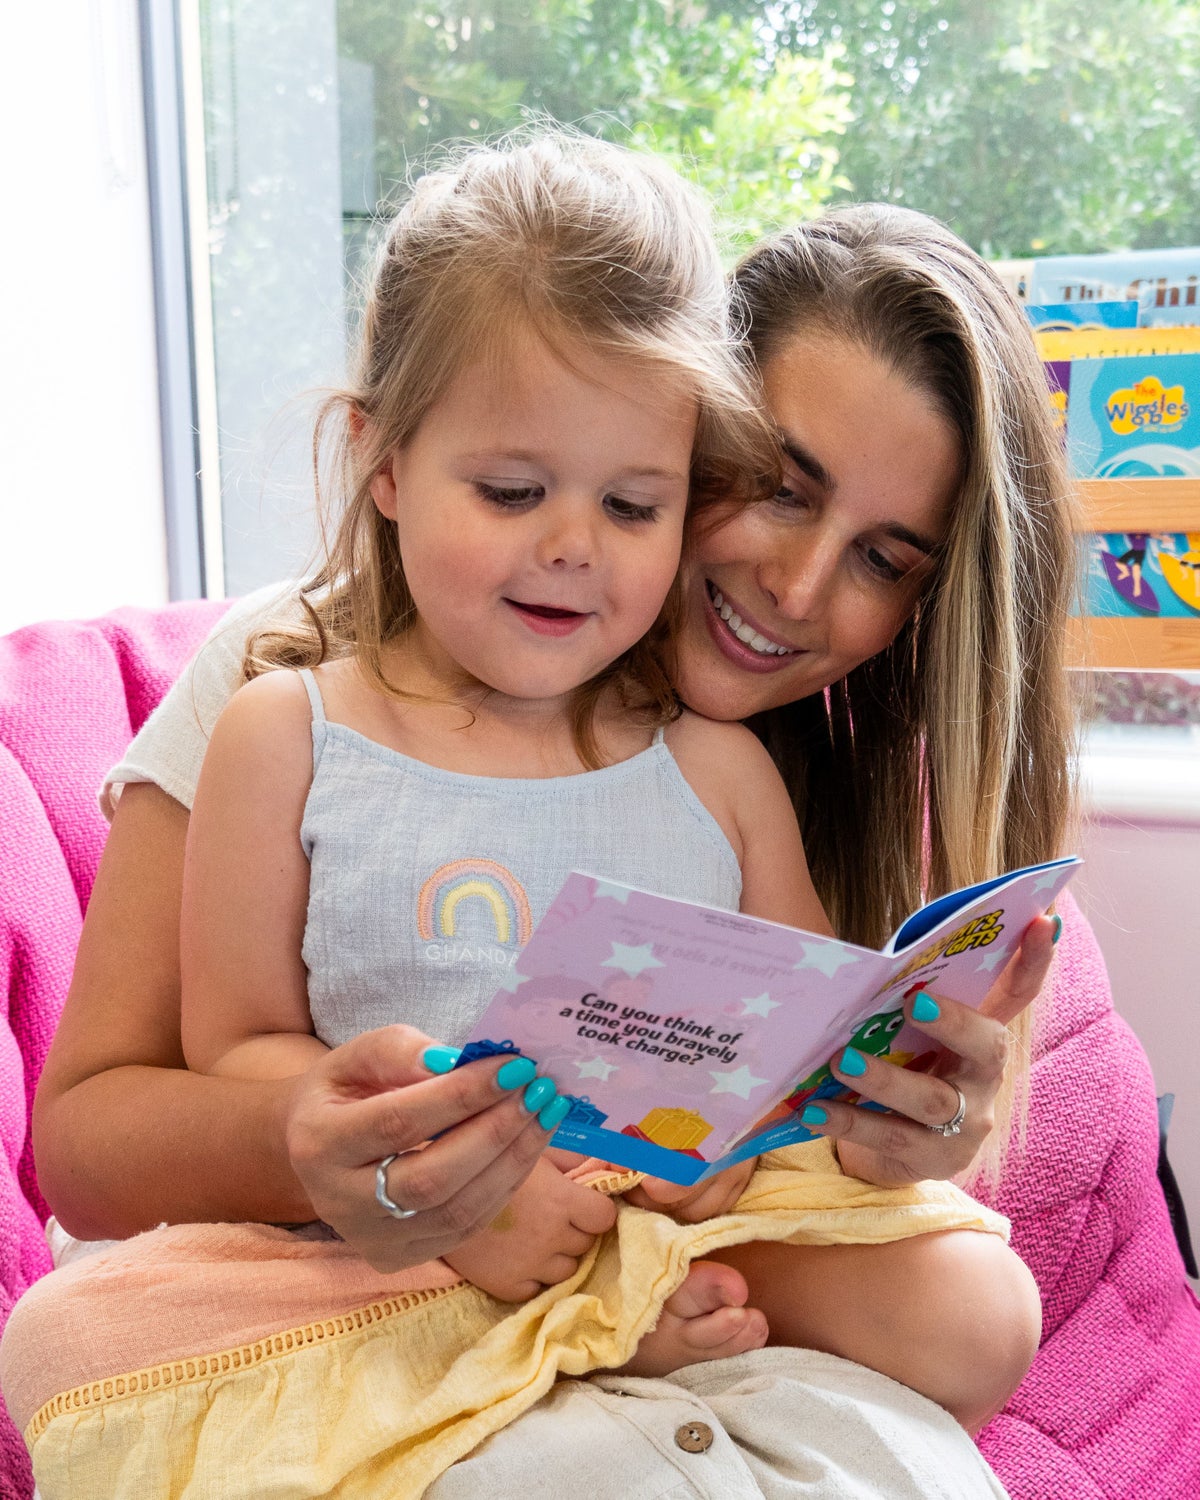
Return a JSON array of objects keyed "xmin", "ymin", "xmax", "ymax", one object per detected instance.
[
  {"xmin": 800, "ymin": 913, "xmax": 1060, "ymax": 1187},
  {"xmin": 284, "ymin": 1026, "xmax": 562, "ymax": 1272},
  {"xmin": 443, "ymin": 1156, "xmax": 618, "ymax": 1301},
  {"xmin": 623, "ymin": 1157, "xmax": 757, "ymax": 1223}
]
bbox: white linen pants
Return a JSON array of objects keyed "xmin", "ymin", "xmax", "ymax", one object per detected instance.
[{"xmin": 427, "ymin": 1347, "xmax": 1009, "ymax": 1500}]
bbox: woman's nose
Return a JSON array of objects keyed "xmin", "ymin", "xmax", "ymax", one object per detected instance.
[{"xmin": 761, "ymin": 533, "xmax": 839, "ymax": 621}]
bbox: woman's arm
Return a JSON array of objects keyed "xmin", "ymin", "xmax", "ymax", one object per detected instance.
[
  {"xmin": 33, "ymin": 782, "xmax": 557, "ymax": 1260},
  {"xmin": 33, "ymin": 780, "xmax": 313, "ymax": 1236}
]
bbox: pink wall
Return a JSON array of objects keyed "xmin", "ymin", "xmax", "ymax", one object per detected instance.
[{"xmin": 1075, "ymin": 757, "xmax": 1200, "ymax": 1277}]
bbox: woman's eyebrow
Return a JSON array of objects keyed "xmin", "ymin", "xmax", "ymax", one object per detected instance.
[
  {"xmin": 780, "ymin": 436, "xmax": 835, "ymax": 491},
  {"xmin": 884, "ymin": 523, "xmax": 942, "ymax": 557}
]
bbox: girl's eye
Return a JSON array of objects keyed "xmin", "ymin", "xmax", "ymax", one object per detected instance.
[
  {"xmin": 475, "ymin": 482, "xmax": 542, "ymax": 508},
  {"xmin": 604, "ymin": 495, "xmax": 659, "ymax": 524}
]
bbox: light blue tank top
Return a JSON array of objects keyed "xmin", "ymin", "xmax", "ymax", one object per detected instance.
[{"xmin": 297, "ymin": 668, "xmax": 742, "ymax": 1049}]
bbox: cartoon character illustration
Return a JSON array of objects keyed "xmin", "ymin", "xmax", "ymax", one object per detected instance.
[
  {"xmin": 1102, "ymin": 532, "xmax": 1161, "ymax": 612},
  {"xmin": 781, "ymin": 1008, "xmax": 907, "ymax": 1114},
  {"xmin": 1160, "ymin": 533, "xmax": 1200, "ymax": 613}
]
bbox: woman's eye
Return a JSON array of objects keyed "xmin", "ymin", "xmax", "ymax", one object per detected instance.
[
  {"xmin": 475, "ymin": 482, "xmax": 541, "ymax": 508},
  {"xmin": 860, "ymin": 544, "xmax": 907, "ymax": 583},
  {"xmin": 770, "ymin": 482, "xmax": 806, "ymax": 509},
  {"xmin": 604, "ymin": 495, "xmax": 659, "ymax": 524}
]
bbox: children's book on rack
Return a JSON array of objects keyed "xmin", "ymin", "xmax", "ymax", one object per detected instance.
[{"xmin": 456, "ymin": 858, "xmax": 1081, "ymax": 1185}]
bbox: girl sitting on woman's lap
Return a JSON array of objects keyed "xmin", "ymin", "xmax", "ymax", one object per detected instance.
[
  {"xmin": 173, "ymin": 132, "xmax": 1045, "ymax": 1413},
  {"xmin": 15, "ymin": 135, "xmax": 1074, "ymax": 1493}
]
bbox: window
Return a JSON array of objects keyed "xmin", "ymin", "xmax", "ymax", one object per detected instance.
[{"xmin": 185, "ymin": 2, "xmax": 1200, "ymax": 745}]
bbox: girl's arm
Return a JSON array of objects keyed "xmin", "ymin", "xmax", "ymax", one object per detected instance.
[
  {"xmin": 667, "ymin": 712, "xmax": 832, "ymax": 933},
  {"xmin": 179, "ymin": 670, "xmax": 326, "ymax": 1081},
  {"xmin": 33, "ymin": 785, "xmax": 557, "ymax": 1260}
]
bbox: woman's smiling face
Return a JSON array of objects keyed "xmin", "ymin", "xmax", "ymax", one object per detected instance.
[{"xmin": 674, "ymin": 331, "xmax": 962, "ymax": 721}]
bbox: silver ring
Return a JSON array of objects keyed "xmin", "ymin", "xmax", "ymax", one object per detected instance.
[
  {"xmin": 375, "ymin": 1153, "xmax": 420, "ymax": 1220},
  {"xmin": 926, "ymin": 1085, "xmax": 967, "ymax": 1137}
]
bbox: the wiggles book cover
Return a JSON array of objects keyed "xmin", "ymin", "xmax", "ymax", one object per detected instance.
[{"xmin": 456, "ymin": 857, "xmax": 1081, "ymax": 1184}]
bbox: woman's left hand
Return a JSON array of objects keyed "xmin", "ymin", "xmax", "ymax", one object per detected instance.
[
  {"xmin": 802, "ymin": 912, "xmax": 1060, "ymax": 1187},
  {"xmin": 623, "ymin": 1157, "xmax": 757, "ymax": 1222}
]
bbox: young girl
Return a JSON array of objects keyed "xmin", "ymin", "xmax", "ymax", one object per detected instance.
[
  {"xmin": 180, "ymin": 129, "xmax": 831, "ymax": 1370},
  {"xmin": 176, "ymin": 131, "xmax": 1011, "ymax": 1384}
]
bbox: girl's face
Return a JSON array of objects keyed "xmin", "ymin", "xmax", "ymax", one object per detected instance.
[
  {"xmin": 673, "ymin": 331, "xmax": 962, "ymax": 721},
  {"xmin": 371, "ymin": 333, "xmax": 695, "ymax": 706}
]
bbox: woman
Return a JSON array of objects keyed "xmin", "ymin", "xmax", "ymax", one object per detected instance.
[{"xmin": 24, "ymin": 204, "xmax": 1071, "ymax": 1494}]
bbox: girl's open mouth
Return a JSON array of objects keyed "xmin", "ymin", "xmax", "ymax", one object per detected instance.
[{"xmin": 505, "ymin": 599, "xmax": 590, "ymax": 636}]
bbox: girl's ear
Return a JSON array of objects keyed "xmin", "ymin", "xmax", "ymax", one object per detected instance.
[
  {"xmin": 369, "ymin": 454, "xmax": 400, "ymax": 521},
  {"xmin": 353, "ymin": 405, "xmax": 399, "ymax": 520}
]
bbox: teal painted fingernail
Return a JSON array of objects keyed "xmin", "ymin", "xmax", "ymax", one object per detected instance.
[
  {"xmin": 912, "ymin": 991, "xmax": 940, "ymax": 1024},
  {"xmin": 1051, "ymin": 914, "xmax": 1064, "ymax": 945},
  {"xmin": 422, "ymin": 1045, "xmax": 462, "ymax": 1075},
  {"xmin": 523, "ymin": 1076, "xmax": 557, "ymax": 1113},
  {"xmin": 538, "ymin": 1094, "xmax": 572, "ymax": 1131},
  {"xmin": 839, "ymin": 1046, "xmax": 867, "ymax": 1077},
  {"xmin": 496, "ymin": 1056, "xmax": 537, "ymax": 1090},
  {"xmin": 801, "ymin": 1105, "xmax": 828, "ymax": 1126}
]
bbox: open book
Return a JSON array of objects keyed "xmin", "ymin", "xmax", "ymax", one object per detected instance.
[{"xmin": 457, "ymin": 857, "xmax": 1080, "ymax": 1185}]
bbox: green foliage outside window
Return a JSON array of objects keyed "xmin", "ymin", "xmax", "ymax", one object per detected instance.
[{"xmin": 336, "ymin": 0, "xmax": 1200, "ymax": 259}]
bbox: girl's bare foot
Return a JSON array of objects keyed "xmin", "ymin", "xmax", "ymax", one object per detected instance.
[{"xmin": 617, "ymin": 1260, "xmax": 768, "ymax": 1378}]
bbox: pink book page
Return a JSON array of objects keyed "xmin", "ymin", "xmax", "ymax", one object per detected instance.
[{"xmin": 462, "ymin": 873, "xmax": 890, "ymax": 1161}]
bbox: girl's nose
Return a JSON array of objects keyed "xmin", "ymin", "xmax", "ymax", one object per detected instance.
[{"xmin": 537, "ymin": 499, "xmax": 596, "ymax": 570}]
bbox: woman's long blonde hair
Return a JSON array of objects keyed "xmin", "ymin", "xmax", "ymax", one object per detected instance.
[
  {"xmin": 248, "ymin": 129, "xmax": 778, "ymax": 764},
  {"xmin": 733, "ymin": 206, "xmax": 1078, "ymax": 1178}
]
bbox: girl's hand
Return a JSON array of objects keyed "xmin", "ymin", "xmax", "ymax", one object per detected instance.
[
  {"xmin": 801, "ymin": 913, "xmax": 1060, "ymax": 1187},
  {"xmin": 284, "ymin": 1025, "xmax": 561, "ymax": 1272},
  {"xmin": 443, "ymin": 1156, "xmax": 618, "ymax": 1301},
  {"xmin": 623, "ymin": 1157, "xmax": 757, "ymax": 1223}
]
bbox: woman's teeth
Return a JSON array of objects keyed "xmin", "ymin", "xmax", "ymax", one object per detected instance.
[{"xmin": 710, "ymin": 589, "xmax": 795, "ymax": 656}]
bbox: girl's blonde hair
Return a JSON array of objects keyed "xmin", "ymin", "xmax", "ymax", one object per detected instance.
[
  {"xmin": 733, "ymin": 205, "xmax": 1078, "ymax": 1183},
  {"xmin": 249, "ymin": 129, "xmax": 778, "ymax": 763}
]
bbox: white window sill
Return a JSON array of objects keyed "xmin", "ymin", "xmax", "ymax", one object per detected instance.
[{"xmin": 1081, "ymin": 726, "xmax": 1200, "ymax": 826}]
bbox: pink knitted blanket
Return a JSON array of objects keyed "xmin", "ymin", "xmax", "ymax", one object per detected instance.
[
  {"xmin": 1, "ymin": 602, "xmax": 1197, "ymax": 1498},
  {"xmin": 0, "ymin": 602, "xmax": 228, "ymax": 1490}
]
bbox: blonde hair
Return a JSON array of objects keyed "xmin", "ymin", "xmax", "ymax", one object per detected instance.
[
  {"xmin": 733, "ymin": 205, "xmax": 1078, "ymax": 1182},
  {"xmin": 249, "ymin": 129, "xmax": 777, "ymax": 764}
]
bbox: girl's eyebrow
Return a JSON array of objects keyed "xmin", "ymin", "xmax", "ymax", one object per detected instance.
[
  {"xmin": 780, "ymin": 434, "xmax": 942, "ymax": 557},
  {"xmin": 462, "ymin": 450, "xmax": 688, "ymax": 482}
]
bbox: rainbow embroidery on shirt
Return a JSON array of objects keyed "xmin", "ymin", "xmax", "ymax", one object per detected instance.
[{"xmin": 417, "ymin": 859, "xmax": 533, "ymax": 946}]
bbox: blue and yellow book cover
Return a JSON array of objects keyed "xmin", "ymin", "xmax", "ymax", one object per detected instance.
[{"xmin": 1067, "ymin": 352, "xmax": 1200, "ymax": 478}]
